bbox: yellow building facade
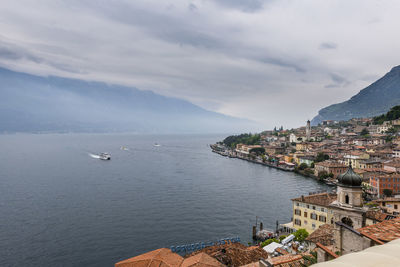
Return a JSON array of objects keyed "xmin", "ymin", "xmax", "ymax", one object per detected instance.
[
  {"xmin": 344, "ymin": 153, "xmax": 370, "ymax": 169},
  {"xmin": 291, "ymin": 193, "xmax": 336, "ymax": 234}
]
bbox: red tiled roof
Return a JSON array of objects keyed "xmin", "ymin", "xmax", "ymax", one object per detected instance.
[
  {"xmin": 291, "ymin": 193, "xmax": 337, "ymax": 207},
  {"xmin": 115, "ymin": 248, "xmax": 184, "ymax": 267},
  {"xmin": 316, "ymin": 243, "xmax": 338, "ymax": 259},
  {"xmin": 314, "ymin": 161, "xmax": 346, "ymax": 168},
  {"xmin": 365, "ymin": 210, "xmax": 393, "ymax": 222},
  {"xmin": 181, "ymin": 253, "xmax": 224, "ymax": 267},
  {"xmin": 268, "ymin": 254, "xmax": 303, "ymax": 265},
  {"xmin": 305, "ymin": 224, "xmax": 333, "ymax": 246},
  {"xmin": 358, "ymin": 217, "xmax": 400, "ymax": 242}
]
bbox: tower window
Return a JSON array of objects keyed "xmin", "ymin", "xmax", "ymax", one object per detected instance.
[
  {"xmin": 341, "ymin": 217, "xmax": 353, "ymax": 227},
  {"xmin": 345, "ymin": 195, "xmax": 349, "ymax": 204}
]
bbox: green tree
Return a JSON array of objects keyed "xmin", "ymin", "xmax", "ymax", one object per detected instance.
[
  {"xmin": 360, "ymin": 128, "xmax": 369, "ymax": 136},
  {"xmin": 298, "ymin": 163, "xmax": 308, "ymax": 170},
  {"xmin": 222, "ymin": 133, "xmax": 261, "ymax": 148},
  {"xmin": 315, "ymin": 152, "xmax": 329, "ymax": 162},
  {"xmin": 373, "ymin": 105, "xmax": 400, "ymax": 125},
  {"xmin": 249, "ymin": 147, "xmax": 265, "ymax": 155},
  {"xmin": 293, "ymin": 229, "xmax": 309, "ymax": 242},
  {"xmin": 279, "ymin": 235, "xmax": 287, "ymax": 242},
  {"xmin": 383, "ymin": 189, "xmax": 393, "ymax": 197},
  {"xmin": 318, "ymin": 171, "xmax": 329, "ymax": 180}
]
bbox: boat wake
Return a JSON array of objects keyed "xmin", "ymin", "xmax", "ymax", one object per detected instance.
[{"xmin": 89, "ymin": 153, "xmax": 101, "ymax": 159}]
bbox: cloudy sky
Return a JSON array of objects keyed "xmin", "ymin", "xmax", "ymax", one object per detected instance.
[{"xmin": 1, "ymin": 0, "xmax": 400, "ymax": 129}]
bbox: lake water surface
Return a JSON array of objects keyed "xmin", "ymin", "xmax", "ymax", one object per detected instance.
[{"xmin": 0, "ymin": 134, "xmax": 330, "ymax": 266}]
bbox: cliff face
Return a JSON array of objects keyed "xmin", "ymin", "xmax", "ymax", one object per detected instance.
[{"xmin": 312, "ymin": 66, "xmax": 400, "ymax": 125}]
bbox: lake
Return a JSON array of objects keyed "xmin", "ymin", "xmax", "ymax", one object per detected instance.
[{"xmin": 0, "ymin": 134, "xmax": 330, "ymax": 266}]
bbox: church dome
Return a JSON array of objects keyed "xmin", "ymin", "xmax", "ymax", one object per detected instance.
[{"xmin": 337, "ymin": 165, "xmax": 362, "ymax": 187}]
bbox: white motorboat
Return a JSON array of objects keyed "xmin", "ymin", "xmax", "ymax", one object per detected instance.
[
  {"xmin": 99, "ymin": 152, "xmax": 111, "ymax": 160},
  {"xmin": 154, "ymin": 143, "xmax": 161, "ymax": 147}
]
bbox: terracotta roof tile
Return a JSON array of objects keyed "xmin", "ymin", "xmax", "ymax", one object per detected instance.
[
  {"xmin": 181, "ymin": 253, "xmax": 224, "ymax": 267},
  {"xmin": 186, "ymin": 243, "xmax": 268, "ymax": 267},
  {"xmin": 305, "ymin": 224, "xmax": 333, "ymax": 246},
  {"xmin": 116, "ymin": 248, "xmax": 184, "ymax": 267},
  {"xmin": 291, "ymin": 193, "xmax": 337, "ymax": 207},
  {"xmin": 267, "ymin": 253, "xmax": 314, "ymax": 267},
  {"xmin": 365, "ymin": 211, "xmax": 393, "ymax": 222},
  {"xmin": 358, "ymin": 217, "xmax": 400, "ymax": 242}
]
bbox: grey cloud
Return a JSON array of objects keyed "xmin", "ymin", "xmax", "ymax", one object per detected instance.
[
  {"xmin": 324, "ymin": 84, "xmax": 339, "ymax": 88},
  {"xmin": 0, "ymin": 47, "xmax": 22, "ymax": 60},
  {"xmin": 325, "ymin": 73, "xmax": 349, "ymax": 88},
  {"xmin": 188, "ymin": 3, "xmax": 197, "ymax": 11},
  {"xmin": 258, "ymin": 57, "xmax": 306, "ymax": 73},
  {"xmin": 0, "ymin": 0, "xmax": 398, "ymax": 129},
  {"xmin": 213, "ymin": 0, "xmax": 266, "ymax": 12},
  {"xmin": 0, "ymin": 42, "xmax": 43, "ymax": 63},
  {"xmin": 330, "ymin": 73, "xmax": 346, "ymax": 84},
  {"xmin": 319, "ymin": 42, "xmax": 337, "ymax": 50},
  {"xmin": 0, "ymin": 41, "xmax": 83, "ymax": 74}
]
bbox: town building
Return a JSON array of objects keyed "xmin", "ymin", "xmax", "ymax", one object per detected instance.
[
  {"xmin": 314, "ymin": 161, "xmax": 347, "ymax": 179},
  {"xmin": 368, "ymin": 173, "xmax": 400, "ymax": 198},
  {"xmin": 343, "ymin": 151, "xmax": 370, "ymax": 169},
  {"xmin": 291, "ymin": 192, "xmax": 337, "ymax": 233},
  {"xmin": 373, "ymin": 197, "xmax": 400, "ymax": 215},
  {"xmin": 384, "ymin": 160, "xmax": 400, "ymax": 172}
]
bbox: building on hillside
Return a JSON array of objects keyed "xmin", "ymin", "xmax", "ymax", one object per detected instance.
[
  {"xmin": 373, "ymin": 197, "xmax": 400, "ymax": 215},
  {"xmin": 358, "ymin": 159, "xmax": 384, "ymax": 170},
  {"xmin": 295, "ymin": 143, "xmax": 312, "ymax": 152},
  {"xmin": 299, "ymin": 156, "xmax": 315, "ymax": 167},
  {"xmin": 283, "ymin": 154, "xmax": 294, "ymax": 164},
  {"xmin": 384, "ymin": 160, "xmax": 400, "ymax": 173},
  {"xmin": 393, "ymin": 147, "xmax": 400, "ymax": 158},
  {"xmin": 343, "ymin": 151, "xmax": 370, "ymax": 169},
  {"xmin": 235, "ymin": 144, "xmax": 262, "ymax": 155},
  {"xmin": 291, "ymin": 192, "xmax": 337, "ymax": 234},
  {"xmin": 365, "ymin": 210, "xmax": 397, "ymax": 226},
  {"xmin": 289, "ymin": 133, "xmax": 297, "ymax": 143},
  {"xmin": 377, "ymin": 124, "xmax": 390, "ymax": 134},
  {"xmin": 264, "ymin": 146, "xmax": 285, "ymax": 156},
  {"xmin": 314, "ymin": 161, "xmax": 347, "ymax": 179},
  {"xmin": 369, "ymin": 173, "xmax": 400, "ymax": 198}
]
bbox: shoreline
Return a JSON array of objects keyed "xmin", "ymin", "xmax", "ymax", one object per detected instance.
[{"xmin": 210, "ymin": 146, "xmax": 334, "ymax": 185}]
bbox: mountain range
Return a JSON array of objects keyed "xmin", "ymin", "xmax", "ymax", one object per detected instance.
[
  {"xmin": 0, "ymin": 67, "xmax": 254, "ymax": 134},
  {"xmin": 312, "ymin": 65, "xmax": 400, "ymax": 125}
]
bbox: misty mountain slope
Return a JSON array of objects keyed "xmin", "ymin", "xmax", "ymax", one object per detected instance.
[
  {"xmin": 0, "ymin": 67, "xmax": 253, "ymax": 133},
  {"xmin": 312, "ymin": 65, "xmax": 400, "ymax": 125}
]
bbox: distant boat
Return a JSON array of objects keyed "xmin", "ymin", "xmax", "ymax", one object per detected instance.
[
  {"xmin": 89, "ymin": 152, "xmax": 111, "ymax": 160},
  {"xmin": 99, "ymin": 152, "xmax": 111, "ymax": 160},
  {"xmin": 120, "ymin": 146, "xmax": 129, "ymax": 151},
  {"xmin": 154, "ymin": 143, "xmax": 161, "ymax": 147}
]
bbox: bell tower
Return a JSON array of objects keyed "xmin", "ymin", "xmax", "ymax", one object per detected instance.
[
  {"xmin": 306, "ymin": 120, "xmax": 311, "ymax": 141},
  {"xmin": 330, "ymin": 165, "xmax": 366, "ymax": 253}
]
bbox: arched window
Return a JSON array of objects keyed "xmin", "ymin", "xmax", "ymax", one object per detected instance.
[
  {"xmin": 345, "ymin": 194, "xmax": 349, "ymax": 204},
  {"xmin": 342, "ymin": 217, "xmax": 353, "ymax": 227}
]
